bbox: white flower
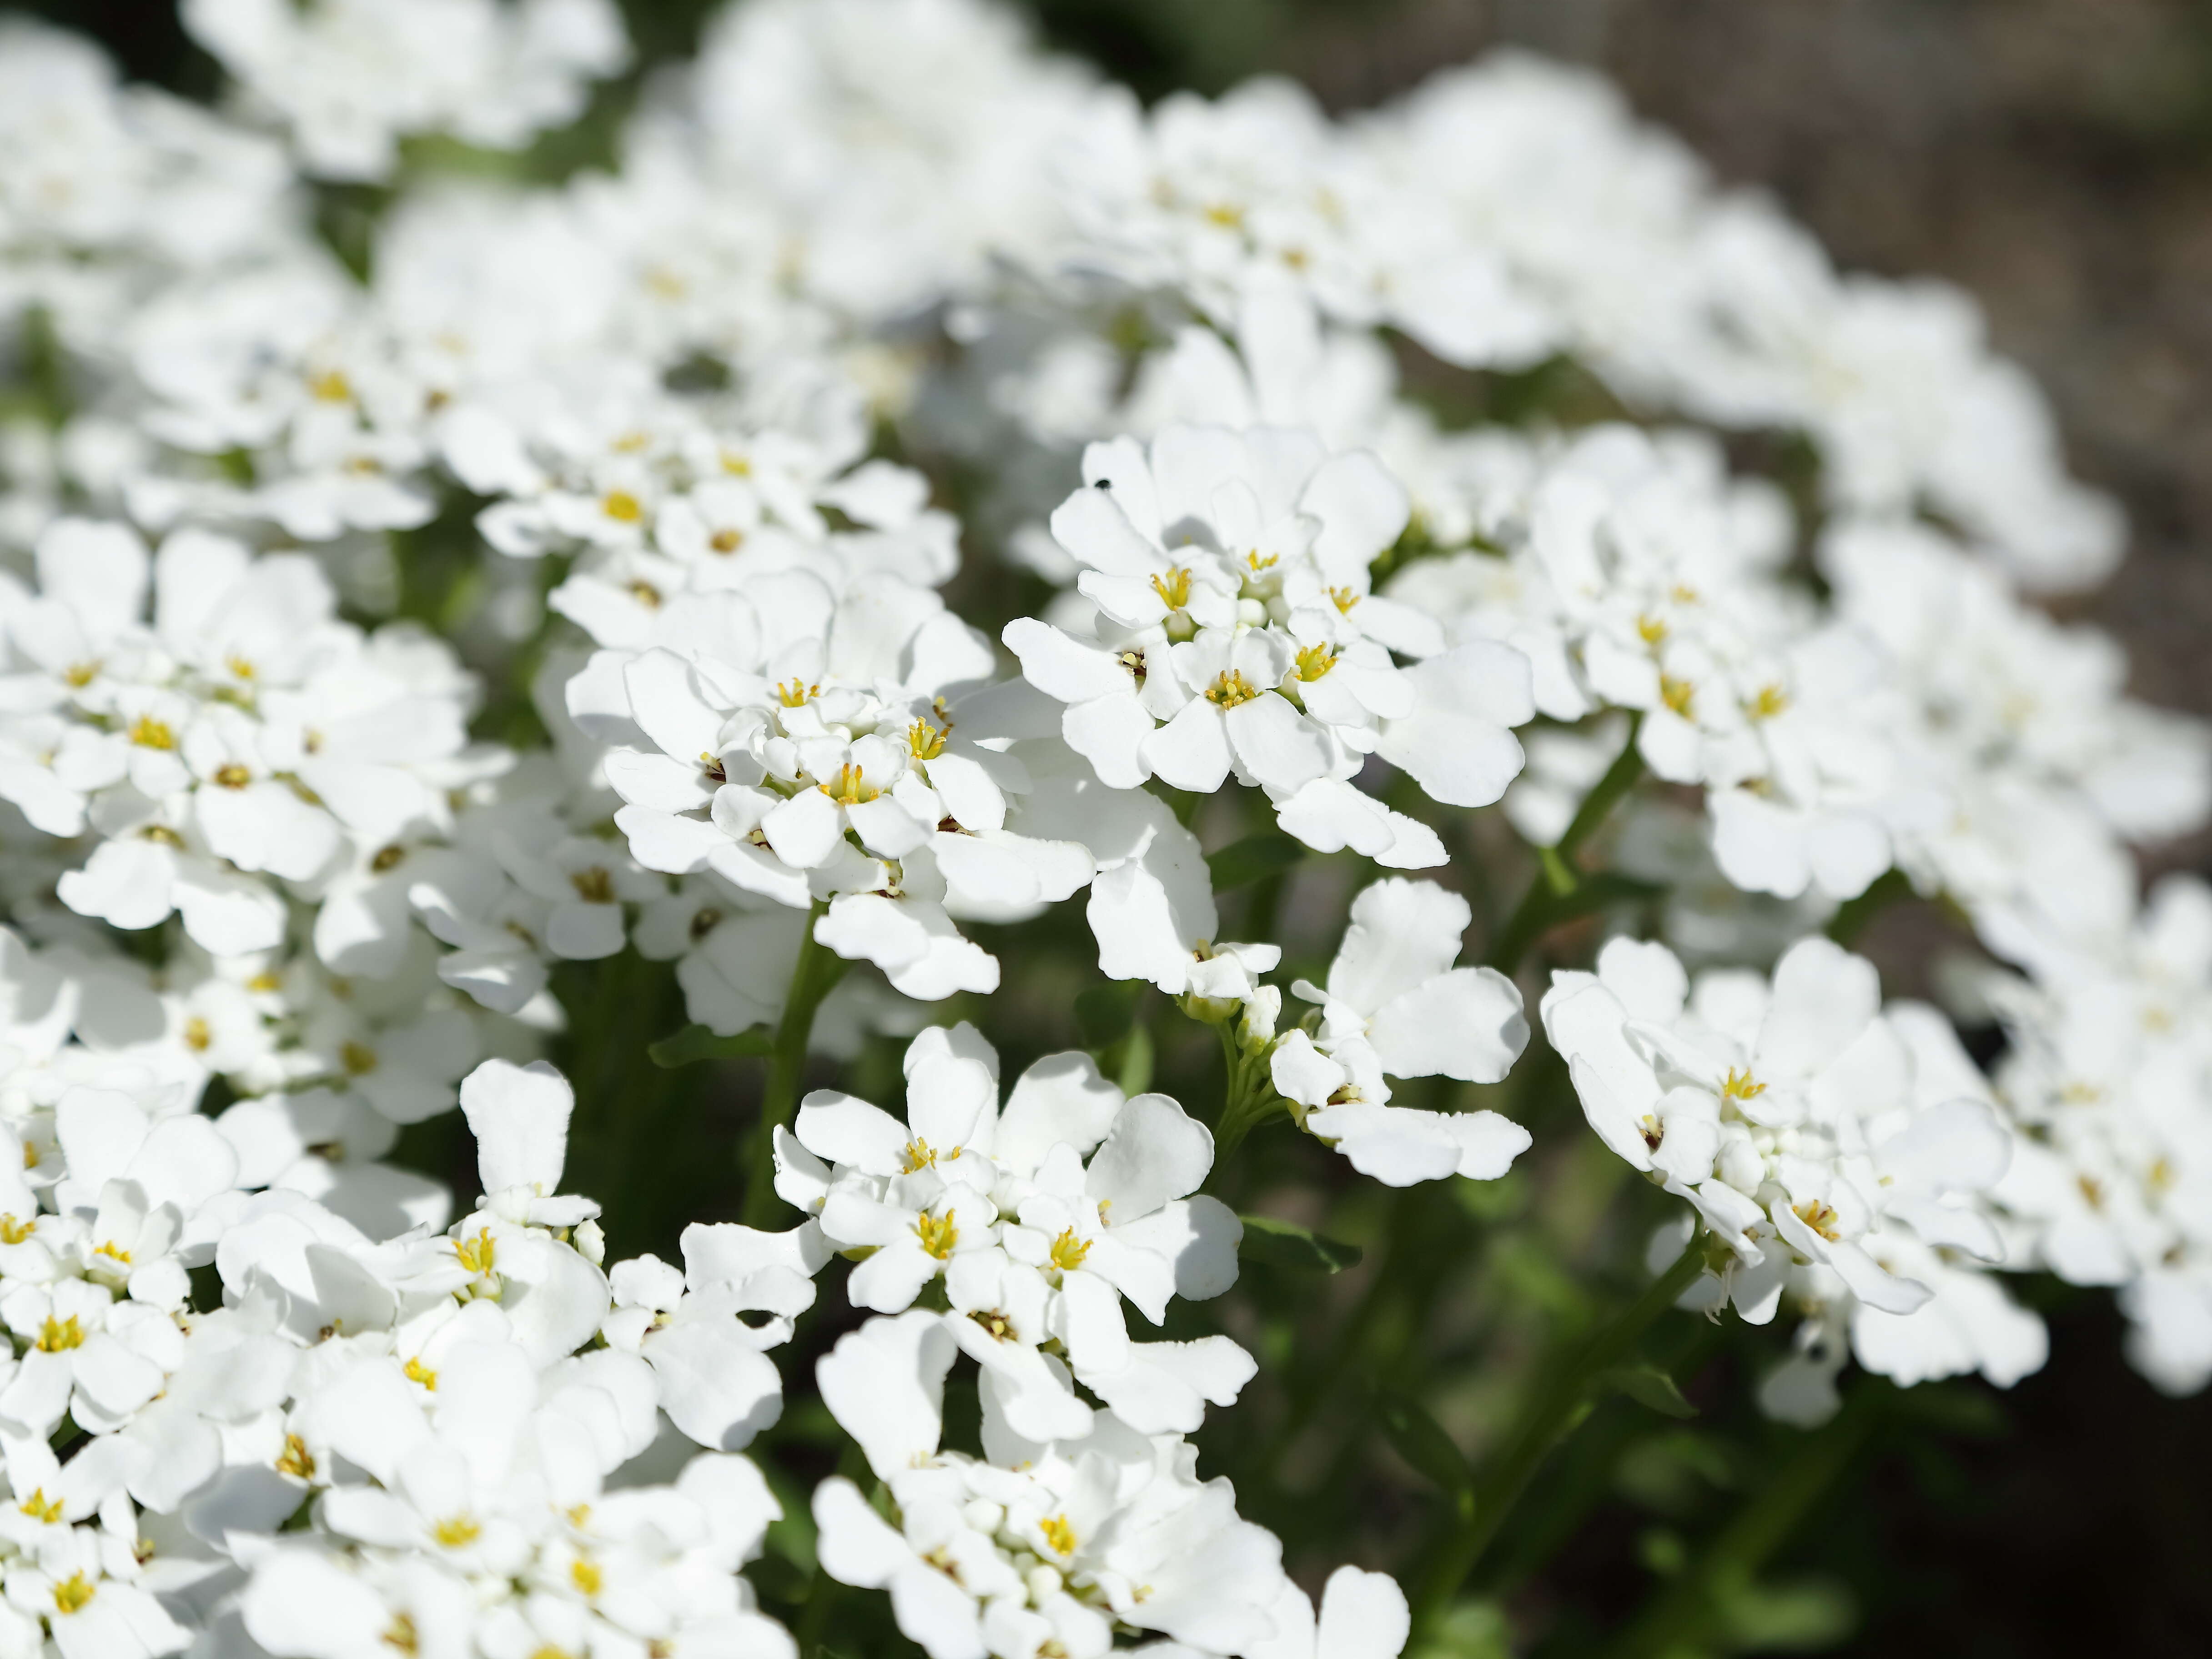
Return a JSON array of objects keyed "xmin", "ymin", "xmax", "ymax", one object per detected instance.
[{"xmin": 1269, "ymin": 879, "xmax": 1531, "ymax": 1186}]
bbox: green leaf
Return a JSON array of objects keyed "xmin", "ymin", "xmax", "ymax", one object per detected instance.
[
  {"xmin": 1374, "ymin": 1389, "xmax": 1472, "ymax": 1497},
  {"xmin": 1598, "ymin": 1362, "xmax": 1698, "ymax": 1419},
  {"xmin": 1715, "ymin": 1573, "xmax": 1857, "ymax": 1649},
  {"xmin": 1075, "ymin": 981, "xmax": 1145, "ymax": 1049},
  {"xmin": 1205, "ymin": 830, "xmax": 1306, "ymax": 893},
  {"xmin": 648, "ymin": 1024, "xmax": 774, "ymax": 1068},
  {"xmin": 1238, "ymin": 1213, "xmax": 1363, "ymax": 1273}
]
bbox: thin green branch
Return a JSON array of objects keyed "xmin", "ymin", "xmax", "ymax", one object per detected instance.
[
  {"xmin": 741, "ymin": 904, "xmax": 849, "ymax": 1227},
  {"xmin": 1487, "ymin": 715, "xmax": 1647, "ymax": 974},
  {"xmin": 1412, "ymin": 1234, "xmax": 1707, "ymax": 1638}
]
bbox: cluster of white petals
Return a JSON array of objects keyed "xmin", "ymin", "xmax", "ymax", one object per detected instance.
[{"xmin": 0, "ymin": 0, "xmax": 2207, "ymax": 1647}]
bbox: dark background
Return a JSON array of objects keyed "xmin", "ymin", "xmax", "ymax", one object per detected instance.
[{"xmin": 19, "ymin": 0, "xmax": 2212, "ymax": 1651}]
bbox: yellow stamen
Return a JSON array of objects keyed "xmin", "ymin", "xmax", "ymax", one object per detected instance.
[
  {"xmin": 1748, "ymin": 684, "xmax": 1790, "ymax": 720},
  {"xmin": 18, "ymin": 1488, "xmax": 62, "ymax": 1524},
  {"xmin": 820, "ymin": 763, "xmax": 878, "ymax": 806},
  {"xmin": 627, "ymin": 579, "xmax": 662, "ymax": 609},
  {"xmin": 1149, "ymin": 567, "xmax": 1193, "ymax": 610},
  {"xmin": 213, "ymin": 763, "xmax": 251, "ymax": 789},
  {"xmin": 64, "ymin": 661, "xmax": 100, "ymax": 687},
  {"xmin": 775, "ymin": 678, "xmax": 818, "ymax": 708},
  {"xmin": 183, "ymin": 1016, "xmax": 212, "ymax": 1051},
  {"xmin": 341, "ymin": 1041, "xmax": 378, "ymax": 1076},
  {"xmin": 1294, "ymin": 642, "xmax": 1336, "ymax": 681},
  {"xmin": 0, "ymin": 1215, "xmax": 34, "ymax": 1245},
  {"xmin": 1659, "ymin": 676, "xmax": 1694, "ymax": 718},
  {"xmin": 36, "ymin": 1315, "xmax": 83, "ymax": 1352},
  {"xmin": 454, "ymin": 1227, "xmax": 497, "ymax": 1276},
  {"xmin": 915, "ymin": 1211, "xmax": 959, "ymax": 1261},
  {"xmin": 601, "ymin": 490, "xmax": 644, "ymax": 523},
  {"xmin": 404, "ymin": 1356, "xmax": 438, "ymax": 1391},
  {"xmin": 50, "ymin": 1574, "xmax": 95, "ymax": 1615},
  {"xmin": 710, "ymin": 528, "xmax": 744, "ymax": 554},
  {"xmin": 93, "ymin": 1240, "xmax": 130, "ymax": 1265},
  {"xmin": 1040, "ymin": 1513, "xmax": 1078, "ymax": 1555},
  {"xmin": 1049, "ymin": 1227, "xmax": 1091, "ymax": 1272},
  {"xmin": 128, "ymin": 714, "xmax": 175, "ymax": 750},
  {"xmin": 1205, "ymin": 669, "xmax": 1262, "ymax": 708},
  {"xmin": 901, "ymin": 1138, "xmax": 938, "ymax": 1172},
  {"xmin": 432, "ymin": 1514, "xmax": 481, "ymax": 1548},
  {"xmin": 1792, "ymin": 1200, "xmax": 1841, "ymax": 1242},
  {"xmin": 571, "ymin": 867, "xmax": 615, "ymax": 904},
  {"xmin": 276, "ymin": 1434, "xmax": 316, "ymax": 1479},
  {"xmin": 1328, "ymin": 585, "xmax": 1361, "ymax": 613},
  {"xmin": 1720, "ymin": 1067, "xmax": 1766, "ymax": 1101},
  {"xmin": 571, "ymin": 1558, "xmax": 603, "ymax": 1597},
  {"xmin": 307, "ymin": 368, "xmax": 352, "ymax": 403},
  {"xmin": 1636, "ymin": 613, "xmax": 1667, "ymax": 646},
  {"xmin": 907, "ymin": 718, "xmax": 946, "ymax": 761}
]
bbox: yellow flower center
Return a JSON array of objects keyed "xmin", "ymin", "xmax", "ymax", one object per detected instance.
[
  {"xmin": 382, "ymin": 1614, "xmax": 419, "ymax": 1654},
  {"xmin": 94, "ymin": 1240, "xmax": 130, "ymax": 1265},
  {"xmin": 775, "ymin": 678, "xmax": 818, "ymax": 708},
  {"xmin": 1205, "ymin": 669, "xmax": 1262, "ymax": 708},
  {"xmin": 820, "ymin": 763, "xmax": 878, "ymax": 806},
  {"xmin": 0, "ymin": 1215, "xmax": 32, "ymax": 1245},
  {"xmin": 915, "ymin": 1211, "xmax": 959, "ymax": 1261},
  {"xmin": 1748, "ymin": 684, "xmax": 1790, "ymax": 721},
  {"xmin": 1659, "ymin": 676, "xmax": 1694, "ymax": 718},
  {"xmin": 1636, "ymin": 613, "xmax": 1667, "ymax": 646},
  {"xmin": 710, "ymin": 527, "xmax": 744, "ymax": 554},
  {"xmin": 1719, "ymin": 1068, "xmax": 1765, "ymax": 1101},
  {"xmin": 183, "ymin": 1016, "xmax": 212, "ymax": 1051},
  {"xmin": 277, "ymin": 1434, "xmax": 316, "ymax": 1479},
  {"xmin": 404, "ymin": 1356, "xmax": 439, "ymax": 1391},
  {"xmin": 307, "ymin": 368, "xmax": 352, "ymax": 402},
  {"xmin": 213, "ymin": 763, "xmax": 251, "ymax": 789},
  {"xmin": 432, "ymin": 1514, "xmax": 481, "ymax": 1548},
  {"xmin": 128, "ymin": 714, "xmax": 175, "ymax": 750},
  {"xmin": 571, "ymin": 1558, "xmax": 603, "ymax": 1597},
  {"xmin": 1040, "ymin": 1513, "xmax": 1078, "ymax": 1555},
  {"xmin": 1294, "ymin": 642, "xmax": 1336, "ymax": 681},
  {"xmin": 1049, "ymin": 1227, "xmax": 1091, "ymax": 1272},
  {"xmin": 570, "ymin": 866, "xmax": 615, "ymax": 904},
  {"xmin": 627, "ymin": 579, "xmax": 663, "ymax": 609},
  {"xmin": 63, "ymin": 661, "xmax": 100, "ymax": 688},
  {"xmin": 1792, "ymin": 1200, "xmax": 1841, "ymax": 1242},
  {"xmin": 900, "ymin": 1138, "xmax": 938, "ymax": 1172},
  {"xmin": 454, "ymin": 1227, "xmax": 497, "ymax": 1277},
  {"xmin": 371, "ymin": 843, "xmax": 407, "ymax": 872},
  {"xmin": 36, "ymin": 1315, "xmax": 83, "ymax": 1352},
  {"xmin": 51, "ymin": 1573, "xmax": 96, "ymax": 1615},
  {"xmin": 1149, "ymin": 567, "xmax": 1193, "ymax": 610},
  {"xmin": 1328, "ymin": 585, "xmax": 1361, "ymax": 613},
  {"xmin": 341, "ymin": 1041, "xmax": 378, "ymax": 1076},
  {"xmin": 18, "ymin": 1488, "xmax": 62, "ymax": 1524},
  {"xmin": 601, "ymin": 490, "xmax": 644, "ymax": 523},
  {"xmin": 907, "ymin": 718, "xmax": 947, "ymax": 761}
]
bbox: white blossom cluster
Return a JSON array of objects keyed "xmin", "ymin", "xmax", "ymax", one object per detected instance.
[{"xmin": 0, "ymin": 0, "xmax": 2208, "ymax": 1650}]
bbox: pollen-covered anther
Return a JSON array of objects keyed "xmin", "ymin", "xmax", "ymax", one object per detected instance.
[
  {"xmin": 1049, "ymin": 1227, "xmax": 1091, "ymax": 1272},
  {"xmin": 1719, "ymin": 1067, "xmax": 1766, "ymax": 1101},
  {"xmin": 900, "ymin": 1137, "xmax": 938, "ymax": 1172},
  {"xmin": 1792, "ymin": 1199, "xmax": 1842, "ymax": 1242},
  {"xmin": 915, "ymin": 1210, "xmax": 959, "ymax": 1260},
  {"xmin": 1040, "ymin": 1513, "xmax": 1078, "ymax": 1555},
  {"xmin": 820, "ymin": 763, "xmax": 879, "ymax": 806},
  {"xmin": 454, "ymin": 1226, "xmax": 497, "ymax": 1276},
  {"xmin": 1748, "ymin": 683, "xmax": 1790, "ymax": 720},
  {"xmin": 775, "ymin": 678, "xmax": 819, "ymax": 708},
  {"xmin": 1150, "ymin": 566, "xmax": 1193, "ymax": 610},
  {"xmin": 129, "ymin": 714, "xmax": 176, "ymax": 750},
  {"xmin": 1205, "ymin": 669, "xmax": 1262, "ymax": 707},
  {"xmin": 907, "ymin": 717, "xmax": 946, "ymax": 760},
  {"xmin": 1294, "ymin": 642, "xmax": 1336, "ymax": 681}
]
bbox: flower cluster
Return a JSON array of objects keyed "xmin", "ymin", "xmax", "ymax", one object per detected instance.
[{"xmin": 0, "ymin": 0, "xmax": 2207, "ymax": 1651}]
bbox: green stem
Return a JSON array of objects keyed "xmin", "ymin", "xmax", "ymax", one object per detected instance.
[
  {"xmin": 1487, "ymin": 715, "xmax": 1646, "ymax": 974},
  {"xmin": 1412, "ymin": 1236, "xmax": 1706, "ymax": 1636},
  {"xmin": 741, "ymin": 904, "xmax": 848, "ymax": 1227},
  {"xmin": 1601, "ymin": 1388, "xmax": 1880, "ymax": 1659},
  {"xmin": 1208, "ymin": 1026, "xmax": 1282, "ymax": 1171}
]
